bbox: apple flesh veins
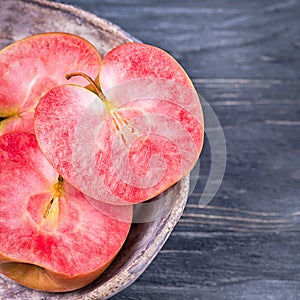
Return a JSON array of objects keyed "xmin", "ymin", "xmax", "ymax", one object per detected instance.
[
  {"xmin": 0, "ymin": 132, "xmax": 132, "ymax": 292},
  {"xmin": 0, "ymin": 32, "xmax": 101, "ymax": 136},
  {"xmin": 34, "ymin": 42, "xmax": 204, "ymax": 205}
]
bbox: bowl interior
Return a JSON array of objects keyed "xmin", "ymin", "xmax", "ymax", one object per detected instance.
[{"xmin": 0, "ymin": 0, "xmax": 190, "ymax": 299}]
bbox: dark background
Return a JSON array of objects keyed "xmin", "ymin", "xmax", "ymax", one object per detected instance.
[{"xmin": 58, "ymin": 1, "xmax": 300, "ymax": 299}]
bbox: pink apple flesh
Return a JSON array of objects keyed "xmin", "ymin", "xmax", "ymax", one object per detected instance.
[
  {"xmin": 0, "ymin": 132, "xmax": 132, "ymax": 292},
  {"xmin": 99, "ymin": 42, "xmax": 192, "ymax": 90},
  {"xmin": 34, "ymin": 42, "xmax": 204, "ymax": 205},
  {"xmin": 0, "ymin": 32, "xmax": 101, "ymax": 136}
]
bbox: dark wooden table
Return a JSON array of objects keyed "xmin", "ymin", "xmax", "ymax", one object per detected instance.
[{"xmin": 59, "ymin": 1, "xmax": 300, "ymax": 299}]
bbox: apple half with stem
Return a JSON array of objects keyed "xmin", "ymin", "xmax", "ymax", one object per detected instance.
[
  {"xmin": 0, "ymin": 132, "xmax": 132, "ymax": 292},
  {"xmin": 34, "ymin": 42, "xmax": 204, "ymax": 205},
  {"xmin": 0, "ymin": 32, "xmax": 101, "ymax": 136}
]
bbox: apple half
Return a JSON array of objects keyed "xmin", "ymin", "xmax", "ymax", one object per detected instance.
[
  {"xmin": 34, "ymin": 42, "xmax": 204, "ymax": 205},
  {"xmin": 0, "ymin": 32, "xmax": 101, "ymax": 136},
  {"xmin": 0, "ymin": 132, "xmax": 132, "ymax": 292}
]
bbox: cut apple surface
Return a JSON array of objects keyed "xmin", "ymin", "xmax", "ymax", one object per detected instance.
[
  {"xmin": 34, "ymin": 42, "xmax": 204, "ymax": 205},
  {"xmin": 99, "ymin": 42, "xmax": 193, "ymax": 90},
  {"xmin": 0, "ymin": 32, "xmax": 101, "ymax": 136},
  {"xmin": 0, "ymin": 132, "xmax": 132, "ymax": 292}
]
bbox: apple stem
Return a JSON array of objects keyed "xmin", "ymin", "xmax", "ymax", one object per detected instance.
[{"xmin": 65, "ymin": 72, "xmax": 108, "ymax": 103}]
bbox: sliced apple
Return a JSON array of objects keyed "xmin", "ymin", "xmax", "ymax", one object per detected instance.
[
  {"xmin": 99, "ymin": 42, "xmax": 193, "ymax": 90},
  {"xmin": 0, "ymin": 32, "xmax": 101, "ymax": 136},
  {"xmin": 0, "ymin": 132, "xmax": 132, "ymax": 292},
  {"xmin": 34, "ymin": 42, "xmax": 204, "ymax": 205}
]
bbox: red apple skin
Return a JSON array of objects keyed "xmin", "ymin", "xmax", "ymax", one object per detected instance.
[
  {"xmin": 0, "ymin": 132, "xmax": 132, "ymax": 292},
  {"xmin": 0, "ymin": 32, "xmax": 101, "ymax": 136},
  {"xmin": 34, "ymin": 43, "xmax": 204, "ymax": 205}
]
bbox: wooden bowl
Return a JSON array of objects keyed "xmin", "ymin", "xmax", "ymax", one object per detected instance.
[{"xmin": 0, "ymin": 0, "xmax": 190, "ymax": 299}]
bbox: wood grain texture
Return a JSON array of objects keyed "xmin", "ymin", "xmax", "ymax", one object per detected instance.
[{"xmin": 19, "ymin": 0, "xmax": 300, "ymax": 299}]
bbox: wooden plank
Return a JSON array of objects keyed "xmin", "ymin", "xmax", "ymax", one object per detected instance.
[{"xmin": 64, "ymin": 0, "xmax": 300, "ymax": 79}]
